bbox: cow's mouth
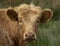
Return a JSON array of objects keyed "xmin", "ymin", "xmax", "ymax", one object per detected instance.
[{"xmin": 25, "ymin": 37, "xmax": 36, "ymax": 42}]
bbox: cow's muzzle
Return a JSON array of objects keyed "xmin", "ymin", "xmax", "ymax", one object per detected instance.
[{"xmin": 23, "ymin": 32, "xmax": 37, "ymax": 42}]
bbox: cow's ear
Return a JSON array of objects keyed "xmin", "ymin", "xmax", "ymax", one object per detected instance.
[
  {"xmin": 7, "ymin": 9, "xmax": 18, "ymax": 21},
  {"xmin": 40, "ymin": 9, "xmax": 53, "ymax": 24}
]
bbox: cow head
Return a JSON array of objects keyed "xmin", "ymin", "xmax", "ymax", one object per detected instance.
[{"xmin": 7, "ymin": 4, "xmax": 53, "ymax": 45}]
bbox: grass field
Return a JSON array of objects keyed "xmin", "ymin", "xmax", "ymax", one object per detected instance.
[
  {"xmin": 0, "ymin": 0, "xmax": 60, "ymax": 46},
  {"xmin": 28, "ymin": 20, "xmax": 60, "ymax": 46}
]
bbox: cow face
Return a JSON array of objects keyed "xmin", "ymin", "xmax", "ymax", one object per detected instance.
[{"xmin": 7, "ymin": 4, "xmax": 53, "ymax": 43}]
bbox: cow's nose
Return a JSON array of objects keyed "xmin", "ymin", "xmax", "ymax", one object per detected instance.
[
  {"xmin": 24, "ymin": 32, "xmax": 37, "ymax": 41},
  {"xmin": 25, "ymin": 32, "xmax": 35, "ymax": 38}
]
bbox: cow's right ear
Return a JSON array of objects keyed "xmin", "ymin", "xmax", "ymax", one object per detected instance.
[
  {"xmin": 7, "ymin": 9, "xmax": 18, "ymax": 21},
  {"xmin": 40, "ymin": 9, "xmax": 53, "ymax": 24}
]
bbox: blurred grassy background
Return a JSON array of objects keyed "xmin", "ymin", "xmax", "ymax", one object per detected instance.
[{"xmin": 0, "ymin": 0, "xmax": 60, "ymax": 46}]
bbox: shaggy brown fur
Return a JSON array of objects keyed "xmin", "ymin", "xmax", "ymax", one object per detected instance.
[{"xmin": 0, "ymin": 4, "xmax": 53, "ymax": 46}]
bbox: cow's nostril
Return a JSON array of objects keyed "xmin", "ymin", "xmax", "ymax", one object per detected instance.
[
  {"xmin": 25, "ymin": 34, "xmax": 29, "ymax": 37},
  {"xmin": 25, "ymin": 33, "xmax": 35, "ymax": 38},
  {"xmin": 32, "ymin": 34, "xmax": 34, "ymax": 37}
]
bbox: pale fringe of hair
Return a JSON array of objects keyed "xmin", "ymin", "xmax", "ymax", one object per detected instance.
[{"xmin": 14, "ymin": 3, "xmax": 42, "ymax": 15}]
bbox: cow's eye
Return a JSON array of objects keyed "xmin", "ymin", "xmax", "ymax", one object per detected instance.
[
  {"xmin": 19, "ymin": 20, "xmax": 22, "ymax": 23},
  {"xmin": 19, "ymin": 20, "xmax": 23, "ymax": 25},
  {"xmin": 36, "ymin": 19, "xmax": 40, "ymax": 24},
  {"xmin": 36, "ymin": 20, "xmax": 39, "ymax": 23}
]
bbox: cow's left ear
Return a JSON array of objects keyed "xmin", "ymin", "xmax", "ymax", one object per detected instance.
[{"xmin": 40, "ymin": 9, "xmax": 53, "ymax": 24}]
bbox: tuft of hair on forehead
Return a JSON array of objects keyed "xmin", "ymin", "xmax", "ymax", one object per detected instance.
[
  {"xmin": 15, "ymin": 3, "xmax": 42, "ymax": 15},
  {"xmin": 19, "ymin": 4, "xmax": 29, "ymax": 9}
]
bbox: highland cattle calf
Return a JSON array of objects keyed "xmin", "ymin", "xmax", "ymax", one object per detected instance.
[{"xmin": 0, "ymin": 4, "xmax": 53, "ymax": 46}]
